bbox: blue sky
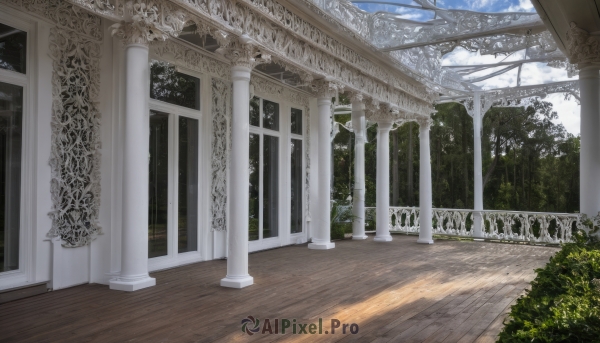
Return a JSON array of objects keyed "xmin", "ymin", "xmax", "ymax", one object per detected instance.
[{"xmin": 351, "ymin": 0, "xmax": 581, "ymax": 134}]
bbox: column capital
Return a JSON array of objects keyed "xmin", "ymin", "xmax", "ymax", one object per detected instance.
[
  {"xmin": 311, "ymin": 80, "xmax": 344, "ymax": 99},
  {"xmin": 347, "ymin": 91, "xmax": 364, "ymax": 104},
  {"xmin": 566, "ymin": 22, "xmax": 600, "ymax": 67},
  {"xmin": 416, "ymin": 116, "xmax": 432, "ymax": 130},
  {"xmin": 215, "ymin": 34, "xmax": 272, "ymax": 69},
  {"xmin": 110, "ymin": 1, "xmax": 186, "ymax": 46}
]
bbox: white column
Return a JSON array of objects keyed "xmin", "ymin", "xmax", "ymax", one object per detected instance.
[
  {"xmin": 221, "ymin": 65, "xmax": 254, "ymax": 288},
  {"xmin": 579, "ymin": 65, "xmax": 600, "ymax": 218},
  {"xmin": 417, "ymin": 119, "xmax": 434, "ymax": 244},
  {"xmin": 374, "ymin": 121, "xmax": 393, "ymax": 242},
  {"xmin": 109, "ymin": 43, "xmax": 156, "ymax": 291},
  {"xmin": 351, "ymin": 96, "xmax": 368, "ymax": 240},
  {"xmin": 309, "ymin": 95, "xmax": 335, "ymax": 250},
  {"xmin": 472, "ymin": 92, "xmax": 484, "ymax": 238}
]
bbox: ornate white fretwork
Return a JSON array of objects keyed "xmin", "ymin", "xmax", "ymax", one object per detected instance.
[
  {"xmin": 3, "ymin": 0, "xmax": 102, "ymax": 40},
  {"xmin": 565, "ymin": 22, "xmax": 600, "ymax": 66},
  {"xmin": 2, "ymin": 0, "xmax": 105, "ymax": 247},
  {"xmin": 48, "ymin": 26, "xmax": 103, "ymax": 247},
  {"xmin": 152, "ymin": 39, "xmax": 230, "ymax": 80},
  {"xmin": 68, "ymin": 0, "xmax": 434, "ymax": 115},
  {"xmin": 450, "ymin": 81, "xmax": 581, "ymax": 114},
  {"xmin": 109, "ymin": 1, "xmax": 187, "ymax": 45},
  {"xmin": 251, "ymin": 75, "xmax": 309, "ymax": 108},
  {"xmin": 380, "ymin": 207, "xmax": 577, "ymax": 244},
  {"xmin": 210, "ymin": 78, "xmax": 231, "ymax": 231},
  {"xmin": 215, "ymin": 36, "xmax": 271, "ymax": 69}
]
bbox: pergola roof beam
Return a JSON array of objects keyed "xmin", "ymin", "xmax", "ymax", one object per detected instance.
[
  {"xmin": 444, "ymin": 57, "xmax": 566, "ymax": 70},
  {"xmin": 379, "ymin": 21, "xmax": 547, "ymax": 52}
]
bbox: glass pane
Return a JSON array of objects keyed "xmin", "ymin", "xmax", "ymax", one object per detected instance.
[
  {"xmin": 149, "ymin": 112, "xmax": 169, "ymax": 258},
  {"xmin": 150, "ymin": 61, "xmax": 200, "ymax": 110},
  {"xmin": 262, "ymin": 99, "xmax": 279, "ymax": 131},
  {"xmin": 250, "ymin": 96, "xmax": 260, "ymax": 127},
  {"xmin": 249, "ymin": 133, "xmax": 260, "ymax": 241},
  {"xmin": 290, "ymin": 139, "xmax": 302, "ymax": 234},
  {"xmin": 178, "ymin": 117, "xmax": 199, "ymax": 253},
  {"xmin": 0, "ymin": 24, "xmax": 26, "ymax": 74},
  {"xmin": 263, "ymin": 135, "xmax": 279, "ymax": 238},
  {"xmin": 0, "ymin": 82, "xmax": 22, "ymax": 272},
  {"xmin": 291, "ymin": 108, "xmax": 302, "ymax": 135}
]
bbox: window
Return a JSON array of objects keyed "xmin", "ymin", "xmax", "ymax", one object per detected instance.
[
  {"xmin": 290, "ymin": 108, "xmax": 303, "ymax": 234},
  {"xmin": 148, "ymin": 62, "xmax": 201, "ymax": 263},
  {"xmin": 249, "ymin": 96, "xmax": 280, "ymax": 241},
  {"xmin": 0, "ymin": 23, "xmax": 27, "ymax": 74},
  {"xmin": 150, "ymin": 60, "xmax": 200, "ymax": 110},
  {"xmin": 0, "ymin": 22, "xmax": 26, "ymax": 274},
  {"xmin": 0, "ymin": 82, "xmax": 22, "ymax": 272}
]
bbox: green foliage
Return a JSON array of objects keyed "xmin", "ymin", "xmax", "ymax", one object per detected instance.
[
  {"xmin": 331, "ymin": 98, "xmax": 579, "ymax": 214},
  {"xmin": 497, "ymin": 231, "xmax": 600, "ymax": 342}
]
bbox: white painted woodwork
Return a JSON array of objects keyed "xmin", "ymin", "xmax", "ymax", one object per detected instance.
[
  {"xmin": 351, "ymin": 99, "xmax": 368, "ymax": 240},
  {"xmin": 374, "ymin": 121, "xmax": 393, "ymax": 242},
  {"xmin": 417, "ymin": 121, "xmax": 434, "ymax": 244}
]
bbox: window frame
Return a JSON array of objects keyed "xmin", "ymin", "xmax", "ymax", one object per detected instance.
[
  {"xmin": 0, "ymin": 11, "xmax": 36, "ymax": 289},
  {"xmin": 147, "ymin": 62, "xmax": 205, "ymax": 272},
  {"xmin": 248, "ymin": 92, "xmax": 307, "ymax": 252}
]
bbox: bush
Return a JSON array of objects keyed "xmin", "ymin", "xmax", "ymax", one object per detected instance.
[
  {"xmin": 497, "ymin": 231, "xmax": 600, "ymax": 342},
  {"xmin": 331, "ymin": 222, "xmax": 347, "ymax": 240}
]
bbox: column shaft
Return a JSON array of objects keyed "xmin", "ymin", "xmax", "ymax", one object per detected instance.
[
  {"xmin": 221, "ymin": 66, "xmax": 254, "ymax": 288},
  {"xmin": 374, "ymin": 122, "xmax": 392, "ymax": 242},
  {"xmin": 308, "ymin": 97, "xmax": 335, "ymax": 249},
  {"xmin": 110, "ymin": 43, "xmax": 156, "ymax": 292},
  {"xmin": 418, "ymin": 122, "xmax": 434, "ymax": 244},
  {"xmin": 351, "ymin": 100, "xmax": 367, "ymax": 240},
  {"xmin": 580, "ymin": 66, "xmax": 600, "ymax": 218},
  {"xmin": 472, "ymin": 92, "xmax": 484, "ymax": 238}
]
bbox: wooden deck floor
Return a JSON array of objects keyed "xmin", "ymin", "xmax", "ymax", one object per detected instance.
[{"xmin": 0, "ymin": 235, "xmax": 555, "ymax": 343}]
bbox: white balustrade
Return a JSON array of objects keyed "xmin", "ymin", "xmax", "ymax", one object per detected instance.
[{"xmin": 363, "ymin": 206, "xmax": 579, "ymax": 244}]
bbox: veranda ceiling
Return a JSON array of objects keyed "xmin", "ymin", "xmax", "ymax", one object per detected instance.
[{"xmin": 311, "ymin": 0, "xmax": 581, "ymax": 102}]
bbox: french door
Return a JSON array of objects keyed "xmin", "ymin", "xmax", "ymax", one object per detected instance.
[{"xmin": 147, "ymin": 60, "xmax": 202, "ymax": 269}]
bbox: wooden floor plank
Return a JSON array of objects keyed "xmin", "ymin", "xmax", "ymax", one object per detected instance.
[{"xmin": 0, "ymin": 236, "xmax": 554, "ymax": 343}]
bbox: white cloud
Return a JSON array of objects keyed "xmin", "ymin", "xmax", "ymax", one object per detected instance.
[
  {"xmin": 443, "ymin": 48, "xmax": 580, "ymax": 135},
  {"xmin": 507, "ymin": 0, "xmax": 534, "ymax": 12}
]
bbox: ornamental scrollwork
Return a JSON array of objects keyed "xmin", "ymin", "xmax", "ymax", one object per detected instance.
[
  {"xmin": 67, "ymin": 0, "xmax": 435, "ymax": 115},
  {"xmin": 110, "ymin": 1, "xmax": 187, "ymax": 45},
  {"xmin": 48, "ymin": 26, "xmax": 103, "ymax": 247},
  {"xmin": 210, "ymin": 78, "xmax": 231, "ymax": 231},
  {"xmin": 3, "ymin": 0, "xmax": 102, "ymax": 41},
  {"xmin": 152, "ymin": 39, "xmax": 230, "ymax": 80},
  {"xmin": 215, "ymin": 36, "xmax": 272, "ymax": 69},
  {"xmin": 566, "ymin": 22, "xmax": 600, "ymax": 66},
  {"xmin": 251, "ymin": 75, "xmax": 310, "ymax": 108}
]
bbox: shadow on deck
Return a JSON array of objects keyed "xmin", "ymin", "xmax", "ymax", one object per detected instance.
[{"xmin": 0, "ymin": 235, "xmax": 556, "ymax": 343}]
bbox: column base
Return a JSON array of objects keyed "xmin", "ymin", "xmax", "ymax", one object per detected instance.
[
  {"xmin": 417, "ymin": 239, "xmax": 434, "ymax": 244},
  {"xmin": 308, "ymin": 242, "xmax": 335, "ymax": 250},
  {"xmin": 220, "ymin": 275, "xmax": 254, "ymax": 289},
  {"xmin": 109, "ymin": 276, "xmax": 155, "ymax": 292},
  {"xmin": 352, "ymin": 235, "xmax": 368, "ymax": 240},
  {"xmin": 374, "ymin": 235, "xmax": 392, "ymax": 242}
]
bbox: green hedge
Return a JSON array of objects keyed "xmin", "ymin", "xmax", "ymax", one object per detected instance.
[{"xmin": 497, "ymin": 232, "xmax": 600, "ymax": 342}]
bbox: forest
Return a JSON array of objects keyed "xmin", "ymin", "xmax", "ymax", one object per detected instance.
[{"xmin": 331, "ymin": 97, "xmax": 580, "ymax": 214}]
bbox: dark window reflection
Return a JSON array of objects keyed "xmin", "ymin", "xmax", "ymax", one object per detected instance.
[
  {"xmin": 0, "ymin": 82, "xmax": 22, "ymax": 272},
  {"xmin": 291, "ymin": 108, "xmax": 302, "ymax": 135},
  {"xmin": 250, "ymin": 96, "xmax": 260, "ymax": 127},
  {"xmin": 249, "ymin": 133, "xmax": 260, "ymax": 241},
  {"xmin": 263, "ymin": 99, "xmax": 279, "ymax": 131},
  {"xmin": 263, "ymin": 135, "xmax": 279, "ymax": 238},
  {"xmin": 149, "ymin": 112, "xmax": 169, "ymax": 258},
  {"xmin": 178, "ymin": 117, "xmax": 199, "ymax": 253},
  {"xmin": 290, "ymin": 139, "xmax": 302, "ymax": 234},
  {"xmin": 0, "ymin": 24, "xmax": 26, "ymax": 74},
  {"xmin": 150, "ymin": 61, "xmax": 200, "ymax": 110}
]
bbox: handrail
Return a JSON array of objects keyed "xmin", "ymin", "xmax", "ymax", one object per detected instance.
[{"xmin": 363, "ymin": 206, "xmax": 580, "ymax": 244}]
